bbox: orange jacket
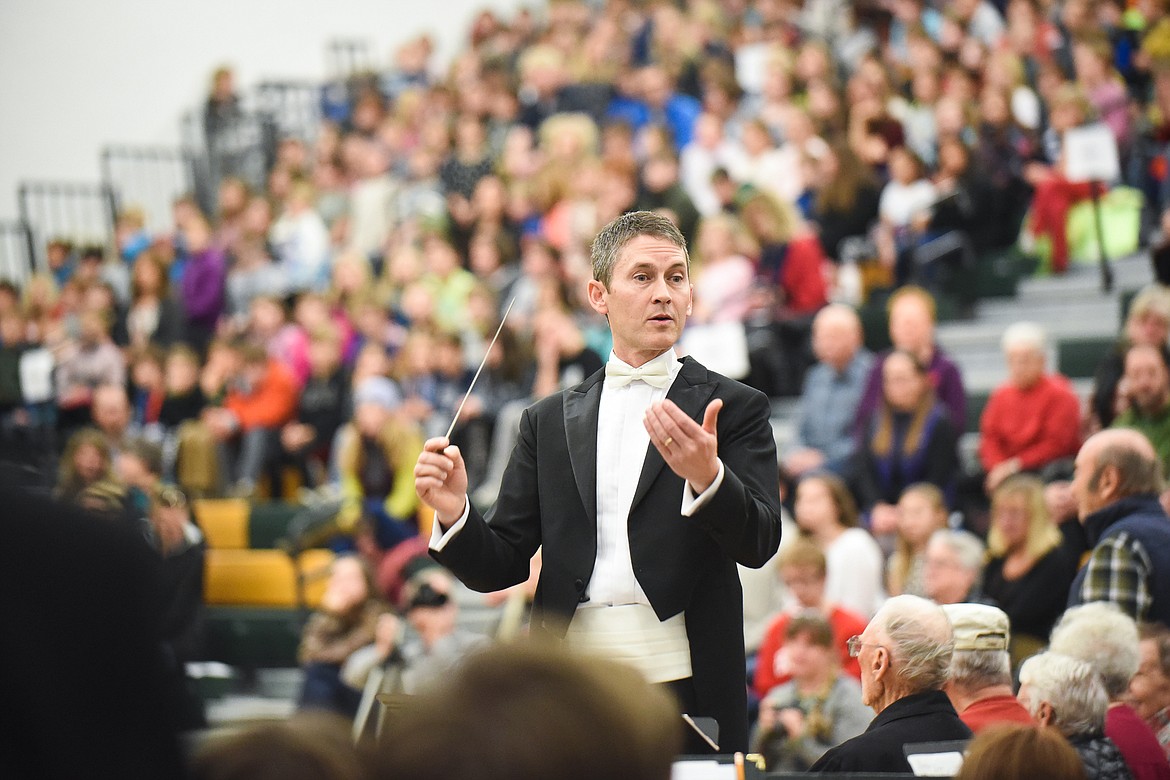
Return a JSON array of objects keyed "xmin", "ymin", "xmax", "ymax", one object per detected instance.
[{"xmin": 224, "ymin": 359, "xmax": 299, "ymax": 430}]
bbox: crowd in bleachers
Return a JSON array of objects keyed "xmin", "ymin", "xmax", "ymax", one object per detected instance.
[{"xmin": 17, "ymin": 0, "xmax": 1170, "ymax": 774}]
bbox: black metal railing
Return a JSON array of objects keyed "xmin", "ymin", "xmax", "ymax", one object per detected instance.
[
  {"xmin": 0, "ymin": 220, "xmax": 37, "ymax": 285},
  {"xmin": 101, "ymin": 145, "xmax": 196, "ymax": 235},
  {"xmin": 254, "ymin": 80, "xmax": 322, "ymax": 145},
  {"xmin": 326, "ymin": 39, "xmax": 374, "ymax": 80},
  {"xmin": 17, "ymin": 181, "xmax": 117, "ymax": 268}
]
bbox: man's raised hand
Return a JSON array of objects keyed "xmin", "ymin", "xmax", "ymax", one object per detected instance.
[
  {"xmin": 414, "ymin": 437, "xmax": 468, "ymax": 527},
  {"xmin": 644, "ymin": 398, "xmax": 723, "ymax": 493}
]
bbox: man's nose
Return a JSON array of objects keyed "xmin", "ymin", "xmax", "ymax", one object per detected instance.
[{"xmin": 650, "ymin": 276, "xmax": 672, "ymax": 302}]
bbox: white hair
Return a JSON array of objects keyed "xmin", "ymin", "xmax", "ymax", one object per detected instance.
[
  {"xmin": 948, "ymin": 648, "xmax": 1012, "ymax": 691},
  {"xmin": 928, "ymin": 529, "xmax": 985, "ymax": 573},
  {"xmin": 1048, "ymin": 602, "xmax": 1140, "ymax": 699},
  {"xmin": 1001, "ymin": 321, "xmax": 1047, "ymax": 354},
  {"xmin": 1019, "ymin": 652, "xmax": 1108, "ymax": 739},
  {"xmin": 880, "ymin": 595, "xmax": 954, "ymax": 693}
]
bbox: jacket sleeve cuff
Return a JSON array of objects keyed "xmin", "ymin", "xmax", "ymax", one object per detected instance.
[{"xmin": 429, "ymin": 499, "xmax": 470, "ymax": 552}]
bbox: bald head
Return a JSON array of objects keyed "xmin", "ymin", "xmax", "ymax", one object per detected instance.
[
  {"xmin": 812, "ymin": 304, "xmax": 863, "ymax": 371},
  {"xmin": 1072, "ymin": 428, "xmax": 1163, "ymax": 520}
]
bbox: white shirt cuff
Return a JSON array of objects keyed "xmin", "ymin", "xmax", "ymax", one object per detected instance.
[
  {"xmin": 429, "ymin": 498, "xmax": 471, "ymax": 552},
  {"xmin": 681, "ymin": 459, "xmax": 725, "ymax": 516}
]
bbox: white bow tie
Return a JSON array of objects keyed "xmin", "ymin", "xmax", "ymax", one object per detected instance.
[{"xmin": 605, "ymin": 360, "xmax": 672, "ymax": 388}]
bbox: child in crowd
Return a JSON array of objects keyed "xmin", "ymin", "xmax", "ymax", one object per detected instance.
[{"xmin": 886, "ymin": 483, "xmax": 950, "ymax": 597}]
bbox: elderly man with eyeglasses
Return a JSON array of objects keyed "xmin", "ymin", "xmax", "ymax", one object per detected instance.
[{"xmin": 809, "ymin": 595, "xmax": 972, "ymax": 774}]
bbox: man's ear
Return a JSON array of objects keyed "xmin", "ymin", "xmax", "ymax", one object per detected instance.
[
  {"xmin": 586, "ymin": 279, "xmax": 608, "ymax": 316},
  {"xmin": 1098, "ymin": 463, "xmax": 1121, "ymax": 501},
  {"xmin": 686, "ymin": 283, "xmax": 693, "ymax": 316},
  {"xmin": 871, "ymin": 646, "xmax": 889, "ymax": 682},
  {"xmin": 1036, "ymin": 701, "xmax": 1054, "ymax": 728}
]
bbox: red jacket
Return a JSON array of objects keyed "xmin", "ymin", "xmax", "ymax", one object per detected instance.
[
  {"xmin": 979, "ymin": 373, "xmax": 1082, "ymax": 472},
  {"xmin": 224, "ymin": 359, "xmax": 299, "ymax": 431},
  {"xmin": 753, "ymin": 604, "xmax": 867, "ymax": 699},
  {"xmin": 780, "ymin": 235, "xmax": 829, "ymax": 315}
]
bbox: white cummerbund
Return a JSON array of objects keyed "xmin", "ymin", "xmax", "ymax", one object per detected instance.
[{"xmin": 565, "ymin": 603, "xmax": 692, "ymax": 683}]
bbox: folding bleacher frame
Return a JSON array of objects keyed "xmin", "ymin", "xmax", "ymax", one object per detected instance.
[
  {"xmin": 100, "ymin": 145, "xmax": 199, "ymax": 235},
  {"xmin": 17, "ymin": 180, "xmax": 118, "ymax": 268},
  {"xmin": 0, "ymin": 219, "xmax": 37, "ymax": 287}
]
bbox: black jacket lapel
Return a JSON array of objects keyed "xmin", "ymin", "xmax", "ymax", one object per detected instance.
[
  {"xmin": 564, "ymin": 368, "xmax": 604, "ymax": 524},
  {"xmin": 630, "ymin": 357, "xmax": 716, "ymax": 511}
]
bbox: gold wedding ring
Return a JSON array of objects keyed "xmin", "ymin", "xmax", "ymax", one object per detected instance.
[{"xmin": 663, "ymin": 437, "xmax": 673, "ymax": 447}]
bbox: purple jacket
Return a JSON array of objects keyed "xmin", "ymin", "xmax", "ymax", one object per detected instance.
[
  {"xmin": 855, "ymin": 346, "xmax": 967, "ymax": 436},
  {"xmin": 181, "ymin": 246, "xmax": 226, "ymax": 330}
]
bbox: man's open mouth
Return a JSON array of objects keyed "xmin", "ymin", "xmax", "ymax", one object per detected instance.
[{"xmin": 649, "ymin": 314, "xmax": 673, "ymax": 322}]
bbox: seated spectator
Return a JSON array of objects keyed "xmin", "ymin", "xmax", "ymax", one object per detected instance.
[
  {"xmin": 1112, "ymin": 344, "xmax": 1170, "ymax": 476},
  {"xmin": 335, "ymin": 376, "xmax": 424, "ymax": 550},
  {"xmin": 983, "ymin": 475, "xmax": 1078, "ymax": 666},
  {"xmin": 1091, "ymin": 285, "xmax": 1170, "ymax": 430},
  {"xmin": 852, "ymin": 349, "xmax": 959, "ymax": 531},
  {"xmin": 277, "ymin": 326, "xmax": 348, "ymax": 493},
  {"xmin": 690, "ymin": 214, "xmax": 756, "ymax": 325},
  {"xmin": 55, "ymin": 308, "xmax": 126, "ymax": 433},
  {"xmin": 793, "ymin": 473, "xmax": 886, "ymax": 618},
  {"xmin": 159, "ymin": 345, "xmax": 207, "ymax": 431},
  {"xmin": 128, "ymin": 347, "xmax": 166, "ymax": 438},
  {"xmin": 634, "ymin": 153, "xmax": 700, "ymax": 245},
  {"xmin": 1018, "ymin": 652, "xmax": 1131, "ymax": 780},
  {"xmin": 125, "ymin": 250, "xmax": 183, "ymax": 350},
  {"xmin": 955, "ymin": 723, "xmax": 1089, "ymax": 780},
  {"xmin": 877, "ymin": 146, "xmax": 939, "ymax": 285},
  {"xmin": 373, "ymin": 642, "xmax": 680, "ymax": 780},
  {"xmin": 980, "ymin": 322, "xmax": 1083, "ymax": 491},
  {"xmin": 739, "ymin": 190, "xmax": 830, "ymax": 319},
  {"xmin": 55, "ymin": 427, "xmax": 115, "ymax": 504},
  {"xmin": 754, "ymin": 540, "xmax": 868, "ymax": 700},
  {"xmin": 342, "ymin": 567, "xmax": 486, "ymax": 699},
  {"xmin": 270, "ymin": 179, "xmax": 331, "ymax": 294},
  {"xmin": 809, "ymin": 595, "xmax": 972, "ymax": 773},
  {"xmin": 754, "ymin": 613, "xmax": 871, "ymax": 772},
  {"xmin": 247, "ymin": 295, "xmax": 310, "ymax": 388},
  {"xmin": 1066, "ymin": 428, "xmax": 1170, "ymax": 623},
  {"xmin": 857, "ymin": 285, "xmax": 966, "ymax": 436},
  {"xmin": 91, "ymin": 383, "xmax": 135, "ymax": 458},
  {"xmin": 782, "ymin": 304, "xmax": 873, "ymax": 481},
  {"xmin": 607, "ymin": 63, "xmax": 701, "ymax": 152},
  {"xmin": 887, "ymin": 483, "xmax": 949, "ymax": 597},
  {"xmin": 297, "ymin": 555, "xmax": 388, "ymax": 718},
  {"xmin": 941, "ymin": 603, "xmax": 1034, "ymax": 733},
  {"xmin": 1130, "ymin": 624, "xmax": 1170, "ymax": 759},
  {"xmin": 178, "ymin": 215, "xmax": 227, "ymax": 355},
  {"xmin": 1022, "ymin": 84, "xmax": 1095, "ymax": 275},
  {"xmin": 808, "ymin": 142, "xmax": 881, "ymax": 264},
  {"xmin": 1050, "ymin": 603, "xmax": 1170, "ymax": 780},
  {"xmin": 923, "ymin": 529, "xmax": 988, "ymax": 605},
  {"xmin": 200, "ymin": 340, "xmax": 299, "ymax": 497}
]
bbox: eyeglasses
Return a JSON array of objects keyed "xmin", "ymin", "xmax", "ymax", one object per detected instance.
[{"xmin": 846, "ymin": 635, "xmax": 882, "ymax": 658}]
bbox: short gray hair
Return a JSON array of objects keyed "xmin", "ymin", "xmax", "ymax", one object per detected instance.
[
  {"xmin": 1001, "ymin": 321, "xmax": 1047, "ymax": 354},
  {"xmin": 928, "ymin": 529, "xmax": 985, "ymax": 574},
  {"xmin": 590, "ymin": 211, "xmax": 688, "ymax": 289},
  {"xmin": 1019, "ymin": 652, "xmax": 1108, "ymax": 739},
  {"xmin": 948, "ymin": 648, "xmax": 1012, "ymax": 691},
  {"xmin": 1049, "ymin": 602, "xmax": 1140, "ymax": 699},
  {"xmin": 882, "ymin": 595, "xmax": 954, "ymax": 693}
]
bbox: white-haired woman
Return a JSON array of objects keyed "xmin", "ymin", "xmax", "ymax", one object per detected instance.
[
  {"xmin": 1018, "ymin": 652, "xmax": 1131, "ymax": 780},
  {"xmin": 979, "ymin": 321, "xmax": 1082, "ymax": 492}
]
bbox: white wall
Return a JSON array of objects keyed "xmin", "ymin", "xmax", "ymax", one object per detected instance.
[{"xmin": 0, "ymin": 0, "xmax": 526, "ymax": 220}]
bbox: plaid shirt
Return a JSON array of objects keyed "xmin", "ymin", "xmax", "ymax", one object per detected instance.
[{"xmin": 1078, "ymin": 530, "xmax": 1154, "ymax": 621}]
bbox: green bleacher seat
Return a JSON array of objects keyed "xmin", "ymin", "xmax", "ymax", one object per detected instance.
[
  {"xmin": 248, "ymin": 502, "xmax": 301, "ymax": 549},
  {"xmin": 1058, "ymin": 336, "xmax": 1116, "ymax": 379},
  {"xmin": 204, "ymin": 606, "xmax": 304, "ymax": 668},
  {"xmin": 965, "ymin": 390, "xmax": 990, "ymax": 434}
]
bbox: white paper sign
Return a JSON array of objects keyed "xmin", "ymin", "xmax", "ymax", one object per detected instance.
[
  {"xmin": 1064, "ymin": 122, "xmax": 1120, "ymax": 183},
  {"xmin": 671, "ymin": 760, "xmax": 736, "ymax": 780},
  {"xmin": 680, "ymin": 322, "xmax": 750, "ymax": 380},
  {"xmin": 907, "ymin": 750, "xmax": 965, "ymax": 777}
]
